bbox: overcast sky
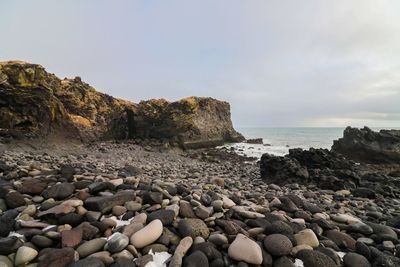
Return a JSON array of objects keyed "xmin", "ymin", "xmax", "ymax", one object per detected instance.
[{"xmin": 1, "ymin": 0, "xmax": 400, "ymax": 127}]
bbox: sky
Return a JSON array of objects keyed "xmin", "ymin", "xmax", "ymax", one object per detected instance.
[{"xmin": 1, "ymin": 0, "xmax": 400, "ymax": 127}]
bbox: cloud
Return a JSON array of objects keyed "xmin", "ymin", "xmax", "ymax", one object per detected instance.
[{"xmin": 1, "ymin": 0, "xmax": 399, "ymax": 127}]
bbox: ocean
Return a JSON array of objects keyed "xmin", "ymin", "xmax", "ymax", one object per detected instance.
[{"xmin": 225, "ymin": 127, "xmax": 399, "ymax": 158}]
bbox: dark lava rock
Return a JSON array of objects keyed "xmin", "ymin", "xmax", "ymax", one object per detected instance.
[
  {"xmin": 215, "ymin": 219, "xmax": 244, "ymax": 235},
  {"xmin": 5, "ymin": 191, "xmax": 26, "ymax": 208},
  {"xmin": 353, "ymin": 188, "xmax": 376, "ymax": 199},
  {"xmin": 142, "ymin": 191, "xmax": 163, "ymax": 205},
  {"xmin": 85, "ymin": 191, "xmax": 135, "ymax": 213},
  {"xmin": 263, "ymin": 234, "xmax": 293, "ymax": 256},
  {"xmin": 110, "ymin": 259, "xmax": 136, "ymax": 267},
  {"xmin": 0, "ymin": 209, "xmax": 18, "ymax": 237},
  {"xmin": 38, "ymin": 247, "xmax": 77, "ymax": 267},
  {"xmin": 265, "ymin": 221, "xmax": 294, "ymax": 236},
  {"xmin": 0, "ymin": 236, "xmax": 23, "ymax": 255},
  {"xmin": 42, "ymin": 183, "xmax": 75, "ymax": 200},
  {"xmin": 178, "ymin": 218, "xmax": 210, "ymax": 239},
  {"xmin": 147, "ymin": 209, "xmax": 175, "ymax": 225},
  {"xmin": 278, "ymin": 197, "xmax": 298, "ymax": 212},
  {"xmin": 343, "ymin": 252, "xmax": 371, "ymax": 267},
  {"xmin": 315, "ymin": 247, "xmax": 341, "ymax": 266},
  {"xmin": 260, "ymin": 153, "xmax": 309, "ymax": 186},
  {"xmin": 297, "ymin": 250, "xmax": 338, "ymax": 267},
  {"xmin": 183, "ymin": 250, "xmax": 209, "ymax": 267},
  {"xmin": 332, "ymin": 126, "xmax": 400, "ymax": 164}
]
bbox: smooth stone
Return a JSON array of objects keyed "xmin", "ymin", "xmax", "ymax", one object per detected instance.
[
  {"xmin": 106, "ymin": 232, "xmax": 129, "ymax": 253},
  {"xmin": 42, "ymin": 183, "xmax": 75, "ymax": 200},
  {"xmin": 228, "ymin": 233, "xmax": 263, "ymax": 265},
  {"xmin": 331, "ymin": 214, "xmax": 360, "ymax": 224},
  {"xmin": 178, "ymin": 218, "xmax": 210, "ymax": 239},
  {"xmin": 31, "ymin": 235, "xmax": 53, "ymax": 248},
  {"xmin": 14, "ymin": 246, "xmax": 38, "ymax": 266},
  {"xmin": 130, "ymin": 219, "xmax": 163, "ymax": 248},
  {"xmin": 325, "ymin": 230, "xmax": 356, "ymax": 250},
  {"xmin": 61, "ymin": 228, "xmax": 83, "ymax": 248},
  {"xmin": 264, "ymin": 234, "xmax": 293, "ymax": 256},
  {"xmin": 169, "ymin": 236, "xmax": 193, "ymax": 267},
  {"xmin": 5, "ymin": 191, "xmax": 25, "ymax": 208},
  {"xmin": 76, "ymin": 238, "xmax": 107, "ymax": 258},
  {"xmin": 343, "ymin": 252, "xmax": 371, "ymax": 267},
  {"xmin": 195, "ymin": 206, "xmax": 213, "ymax": 219},
  {"xmin": 142, "ymin": 191, "xmax": 163, "ymax": 205},
  {"xmin": 208, "ymin": 234, "xmax": 228, "ymax": 246},
  {"xmin": 222, "ymin": 196, "xmax": 236, "ymax": 209},
  {"xmin": 125, "ymin": 201, "xmax": 142, "ymax": 212},
  {"xmin": 291, "ymin": 244, "xmax": 313, "ymax": 256},
  {"xmin": 112, "ymin": 206, "xmax": 127, "ymax": 216},
  {"xmin": 0, "ymin": 236, "xmax": 23, "ymax": 255},
  {"xmin": 88, "ymin": 251, "xmax": 114, "ymax": 265},
  {"xmin": 179, "ymin": 202, "xmax": 196, "ymax": 218},
  {"xmin": 0, "ymin": 256, "xmax": 12, "ymax": 267},
  {"xmin": 294, "ymin": 229, "xmax": 319, "ymax": 248}
]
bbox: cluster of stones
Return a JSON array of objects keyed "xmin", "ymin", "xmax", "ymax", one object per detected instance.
[{"xmin": 0, "ymin": 142, "xmax": 400, "ymax": 267}]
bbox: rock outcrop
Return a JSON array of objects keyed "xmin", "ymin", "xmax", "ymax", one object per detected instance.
[
  {"xmin": 260, "ymin": 148, "xmax": 360, "ymax": 190},
  {"xmin": 0, "ymin": 61, "xmax": 242, "ymax": 147},
  {"xmin": 332, "ymin": 126, "xmax": 400, "ymax": 164},
  {"xmin": 131, "ymin": 97, "xmax": 244, "ymax": 148}
]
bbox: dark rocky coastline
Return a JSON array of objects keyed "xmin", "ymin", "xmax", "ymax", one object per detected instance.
[{"xmin": 1, "ymin": 61, "xmax": 400, "ymax": 267}]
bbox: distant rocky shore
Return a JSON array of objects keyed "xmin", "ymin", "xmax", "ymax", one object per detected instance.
[
  {"xmin": 0, "ymin": 61, "xmax": 243, "ymax": 148},
  {"xmin": 1, "ymin": 61, "xmax": 400, "ymax": 267}
]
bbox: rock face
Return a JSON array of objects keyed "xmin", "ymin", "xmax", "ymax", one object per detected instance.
[
  {"xmin": 131, "ymin": 97, "xmax": 244, "ymax": 148},
  {"xmin": 332, "ymin": 126, "xmax": 400, "ymax": 164},
  {"xmin": 0, "ymin": 61, "xmax": 243, "ymax": 147},
  {"xmin": 0, "ymin": 61, "xmax": 134, "ymax": 141}
]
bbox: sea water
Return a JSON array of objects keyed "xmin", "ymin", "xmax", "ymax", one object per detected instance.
[{"xmin": 225, "ymin": 127, "xmax": 398, "ymax": 158}]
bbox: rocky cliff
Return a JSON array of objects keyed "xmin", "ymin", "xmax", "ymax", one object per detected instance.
[
  {"xmin": 132, "ymin": 97, "xmax": 244, "ymax": 148},
  {"xmin": 0, "ymin": 61, "xmax": 243, "ymax": 147},
  {"xmin": 332, "ymin": 126, "xmax": 400, "ymax": 164}
]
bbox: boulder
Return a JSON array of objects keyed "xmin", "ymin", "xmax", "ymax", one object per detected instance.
[{"xmin": 332, "ymin": 126, "xmax": 400, "ymax": 164}]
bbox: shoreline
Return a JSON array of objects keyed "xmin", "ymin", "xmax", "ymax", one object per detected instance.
[{"xmin": 0, "ymin": 139, "xmax": 399, "ymax": 266}]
